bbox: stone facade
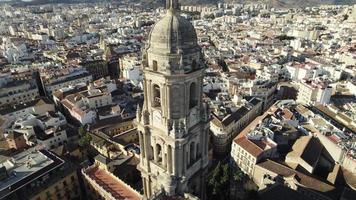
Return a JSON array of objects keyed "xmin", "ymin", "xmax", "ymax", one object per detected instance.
[{"xmin": 135, "ymin": 1, "xmax": 210, "ymax": 199}]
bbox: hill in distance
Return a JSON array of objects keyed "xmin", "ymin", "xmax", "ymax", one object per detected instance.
[{"xmin": 3, "ymin": 0, "xmax": 356, "ymax": 8}]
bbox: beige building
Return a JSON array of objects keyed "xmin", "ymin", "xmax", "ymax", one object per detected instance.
[
  {"xmin": 285, "ymin": 136, "xmax": 325, "ymax": 174},
  {"xmin": 253, "ymin": 159, "xmax": 336, "ymax": 200},
  {"xmin": 0, "ymin": 148, "xmax": 82, "ymax": 200},
  {"xmin": 0, "ymin": 79, "xmax": 39, "ymax": 106},
  {"xmin": 210, "ymin": 97, "xmax": 262, "ymax": 155},
  {"xmin": 30, "ymin": 170, "xmax": 81, "ymax": 200},
  {"xmin": 297, "ymin": 80, "xmax": 332, "ymax": 105},
  {"xmin": 136, "ymin": 1, "xmax": 210, "ymax": 198},
  {"xmin": 231, "ymin": 136, "xmax": 277, "ymax": 177}
]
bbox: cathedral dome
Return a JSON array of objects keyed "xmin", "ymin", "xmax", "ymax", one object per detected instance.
[{"xmin": 148, "ymin": 7, "xmax": 199, "ymax": 53}]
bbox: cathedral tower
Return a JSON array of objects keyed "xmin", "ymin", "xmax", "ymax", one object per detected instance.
[{"xmin": 136, "ymin": 0, "xmax": 210, "ymax": 199}]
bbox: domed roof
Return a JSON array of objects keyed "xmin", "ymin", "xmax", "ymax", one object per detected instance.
[{"xmin": 148, "ymin": 4, "xmax": 199, "ymax": 54}]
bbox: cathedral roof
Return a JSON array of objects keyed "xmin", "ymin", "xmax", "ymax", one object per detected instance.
[{"xmin": 148, "ymin": 0, "xmax": 199, "ymax": 54}]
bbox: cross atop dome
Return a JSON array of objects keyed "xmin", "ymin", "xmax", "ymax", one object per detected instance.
[{"xmin": 166, "ymin": 0, "xmax": 179, "ymax": 11}]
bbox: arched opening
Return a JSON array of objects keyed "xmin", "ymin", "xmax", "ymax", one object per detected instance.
[
  {"xmin": 190, "ymin": 142, "xmax": 195, "ymax": 164},
  {"xmin": 189, "ymin": 82, "xmax": 197, "ymax": 108},
  {"xmin": 196, "ymin": 143, "xmax": 200, "ymax": 158},
  {"xmin": 192, "ymin": 60, "xmax": 197, "ymax": 70},
  {"xmin": 152, "ymin": 84, "xmax": 161, "ymax": 108},
  {"xmin": 155, "ymin": 143, "xmax": 162, "ymax": 163},
  {"xmin": 152, "ymin": 60, "xmax": 158, "ymax": 71}
]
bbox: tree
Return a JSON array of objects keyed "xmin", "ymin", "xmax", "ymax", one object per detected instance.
[
  {"xmin": 78, "ymin": 125, "xmax": 87, "ymax": 136},
  {"xmin": 78, "ymin": 133, "xmax": 92, "ymax": 147},
  {"xmin": 78, "ymin": 125, "xmax": 92, "ymax": 147},
  {"xmin": 207, "ymin": 162, "xmax": 230, "ymax": 200},
  {"xmin": 233, "ymin": 169, "xmax": 245, "ymax": 183},
  {"xmin": 343, "ymin": 14, "xmax": 349, "ymax": 21},
  {"xmin": 217, "ymin": 59, "xmax": 229, "ymax": 72}
]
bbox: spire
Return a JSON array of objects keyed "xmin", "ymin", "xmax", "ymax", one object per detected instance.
[{"xmin": 166, "ymin": 0, "xmax": 179, "ymax": 12}]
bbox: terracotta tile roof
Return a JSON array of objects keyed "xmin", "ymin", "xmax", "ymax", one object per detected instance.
[
  {"xmin": 282, "ymin": 108, "xmax": 293, "ymax": 120},
  {"xmin": 234, "ymin": 136, "xmax": 263, "ymax": 157},
  {"xmin": 251, "ymin": 138, "xmax": 276, "ymax": 150},
  {"xmin": 86, "ymin": 167, "xmax": 141, "ymax": 200}
]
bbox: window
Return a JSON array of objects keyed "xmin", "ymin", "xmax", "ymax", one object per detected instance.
[
  {"xmin": 190, "ymin": 142, "xmax": 195, "ymax": 164},
  {"xmin": 152, "ymin": 84, "xmax": 161, "ymax": 107},
  {"xmin": 152, "ymin": 60, "xmax": 158, "ymax": 71},
  {"xmin": 155, "ymin": 143, "xmax": 162, "ymax": 163},
  {"xmin": 192, "ymin": 60, "xmax": 197, "ymax": 70},
  {"xmin": 189, "ymin": 82, "xmax": 197, "ymax": 108}
]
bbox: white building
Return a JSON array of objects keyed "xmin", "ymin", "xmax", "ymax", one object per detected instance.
[
  {"xmin": 0, "ymin": 98, "xmax": 55, "ymax": 126},
  {"xmin": 42, "ymin": 68, "xmax": 92, "ymax": 95},
  {"xmin": 120, "ymin": 53, "xmax": 142, "ymax": 85},
  {"xmin": 61, "ymin": 87, "xmax": 113, "ymax": 125}
]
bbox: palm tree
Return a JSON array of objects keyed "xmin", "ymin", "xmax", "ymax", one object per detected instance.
[{"xmin": 233, "ymin": 169, "xmax": 245, "ymax": 182}]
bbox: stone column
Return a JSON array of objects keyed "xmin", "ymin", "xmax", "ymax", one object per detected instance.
[
  {"xmin": 162, "ymin": 144, "xmax": 167, "ymax": 169},
  {"xmin": 200, "ymin": 173, "xmax": 207, "ymax": 200},
  {"xmin": 172, "ymin": 146, "xmax": 177, "ymax": 175},
  {"xmin": 183, "ymin": 143, "xmax": 187, "ymax": 173},
  {"xmin": 148, "ymin": 80, "xmax": 152, "ymax": 108},
  {"xmin": 139, "ymin": 132, "xmax": 145, "ymax": 164},
  {"xmin": 167, "ymin": 84, "xmax": 171, "ymax": 118},
  {"xmin": 205, "ymin": 129, "xmax": 209, "ymax": 156},
  {"xmin": 186, "ymin": 144, "xmax": 190, "ymax": 168},
  {"xmin": 143, "ymin": 178, "xmax": 148, "ymax": 198},
  {"xmin": 147, "ymin": 178, "xmax": 152, "ymax": 197},
  {"xmin": 143, "ymin": 78, "xmax": 149, "ymax": 109},
  {"xmin": 167, "ymin": 145, "xmax": 172, "ymax": 174},
  {"xmin": 143, "ymin": 130, "xmax": 150, "ymax": 169},
  {"xmin": 161, "ymin": 83, "xmax": 165, "ymax": 113},
  {"xmin": 198, "ymin": 77, "xmax": 203, "ymax": 107},
  {"xmin": 177, "ymin": 144, "xmax": 183, "ymax": 176},
  {"xmin": 154, "ymin": 143, "xmax": 159, "ymax": 163}
]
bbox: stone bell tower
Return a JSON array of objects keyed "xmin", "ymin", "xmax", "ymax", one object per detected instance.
[{"xmin": 135, "ymin": 0, "xmax": 210, "ymax": 199}]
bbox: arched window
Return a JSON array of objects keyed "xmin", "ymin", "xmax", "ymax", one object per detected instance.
[
  {"xmin": 196, "ymin": 143, "xmax": 200, "ymax": 158},
  {"xmin": 153, "ymin": 84, "xmax": 161, "ymax": 107},
  {"xmin": 150, "ymin": 146, "xmax": 154, "ymax": 160},
  {"xmin": 152, "ymin": 60, "xmax": 158, "ymax": 71},
  {"xmin": 192, "ymin": 60, "xmax": 197, "ymax": 70},
  {"xmin": 189, "ymin": 82, "xmax": 197, "ymax": 108},
  {"xmin": 155, "ymin": 143, "xmax": 162, "ymax": 163},
  {"xmin": 190, "ymin": 142, "xmax": 195, "ymax": 164}
]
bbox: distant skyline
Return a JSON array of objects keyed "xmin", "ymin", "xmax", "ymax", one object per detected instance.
[{"xmin": 1, "ymin": 0, "xmax": 356, "ymax": 8}]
